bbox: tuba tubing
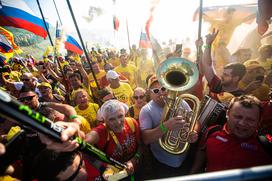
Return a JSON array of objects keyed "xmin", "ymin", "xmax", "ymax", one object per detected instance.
[{"xmin": 157, "ymin": 57, "xmax": 200, "ymax": 154}]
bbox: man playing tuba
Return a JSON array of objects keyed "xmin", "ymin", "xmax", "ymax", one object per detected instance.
[{"xmin": 139, "ymin": 74, "xmax": 199, "ymax": 179}]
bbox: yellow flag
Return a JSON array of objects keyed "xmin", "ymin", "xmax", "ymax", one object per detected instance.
[{"xmin": 43, "ymin": 46, "xmax": 54, "ymax": 57}]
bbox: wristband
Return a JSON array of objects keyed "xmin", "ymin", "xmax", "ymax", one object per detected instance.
[
  {"xmin": 160, "ymin": 122, "xmax": 168, "ymax": 134},
  {"xmin": 134, "ymin": 152, "xmax": 141, "ymax": 159},
  {"xmin": 69, "ymin": 114, "xmax": 78, "ymax": 120},
  {"xmin": 203, "ymin": 44, "xmax": 211, "ymax": 49}
]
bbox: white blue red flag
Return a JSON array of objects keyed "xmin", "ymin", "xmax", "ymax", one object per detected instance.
[
  {"xmin": 0, "ymin": 0, "xmax": 48, "ymax": 38},
  {"xmin": 65, "ymin": 35, "xmax": 83, "ymax": 55}
]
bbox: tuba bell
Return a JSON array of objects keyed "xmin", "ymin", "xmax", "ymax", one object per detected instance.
[{"xmin": 157, "ymin": 57, "xmax": 200, "ymax": 154}]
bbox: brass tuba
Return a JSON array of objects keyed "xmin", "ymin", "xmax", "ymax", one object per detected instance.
[{"xmin": 157, "ymin": 57, "xmax": 200, "ymax": 154}]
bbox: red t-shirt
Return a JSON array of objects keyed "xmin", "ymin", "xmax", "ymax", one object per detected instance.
[
  {"xmin": 204, "ymin": 124, "xmax": 272, "ymax": 172},
  {"xmin": 260, "ymin": 101, "xmax": 272, "ymax": 133},
  {"xmin": 92, "ymin": 117, "xmax": 141, "ymax": 163},
  {"xmin": 84, "ymin": 159, "xmax": 102, "ymax": 180}
]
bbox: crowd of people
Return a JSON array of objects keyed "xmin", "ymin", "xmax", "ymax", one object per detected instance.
[{"xmin": 0, "ymin": 29, "xmax": 272, "ymax": 181}]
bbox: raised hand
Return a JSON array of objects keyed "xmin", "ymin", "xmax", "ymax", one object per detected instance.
[
  {"xmin": 205, "ymin": 28, "xmax": 219, "ymax": 46},
  {"xmin": 39, "ymin": 121, "xmax": 84, "ymax": 152}
]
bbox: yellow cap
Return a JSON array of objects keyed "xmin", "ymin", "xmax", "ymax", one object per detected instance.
[{"xmin": 38, "ymin": 82, "xmax": 52, "ymax": 89}]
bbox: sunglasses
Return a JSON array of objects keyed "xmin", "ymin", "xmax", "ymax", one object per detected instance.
[
  {"xmin": 150, "ymin": 87, "xmax": 166, "ymax": 94},
  {"xmin": 133, "ymin": 95, "xmax": 145, "ymax": 100},
  {"xmin": 21, "ymin": 78, "xmax": 31, "ymax": 82},
  {"xmin": 18, "ymin": 95, "xmax": 35, "ymax": 102}
]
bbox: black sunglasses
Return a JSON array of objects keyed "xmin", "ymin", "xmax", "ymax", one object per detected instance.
[
  {"xmin": 21, "ymin": 78, "xmax": 31, "ymax": 82},
  {"xmin": 18, "ymin": 95, "xmax": 35, "ymax": 102},
  {"xmin": 150, "ymin": 87, "xmax": 166, "ymax": 94},
  {"xmin": 133, "ymin": 95, "xmax": 145, "ymax": 100}
]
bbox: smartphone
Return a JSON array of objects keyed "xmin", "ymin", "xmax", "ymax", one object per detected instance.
[
  {"xmin": 175, "ymin": 44, "xmax": 183, "ymax": 54},
  {"xmin": 256, "ymin": 75, "xmax": 264, "ymax": 82}
]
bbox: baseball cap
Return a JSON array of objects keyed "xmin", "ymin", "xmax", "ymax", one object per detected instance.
[
  {"xmin": 38, "ymin": 82, "xmax": 52, "ymax": 89},
  {"xmin": 106, "ymin": 70, "xmax": 120, "ymax": 80},
  {"xmin": 147, "ymin": 74, "xmax": 159, "ymax": 88}
]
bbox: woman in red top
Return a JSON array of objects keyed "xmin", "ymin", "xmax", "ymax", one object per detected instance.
[{"xmin": 85, "ymin": 99, "xmax": 142, "ymax": 180}]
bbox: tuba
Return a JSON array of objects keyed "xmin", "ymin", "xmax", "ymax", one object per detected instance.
[{"xmin": 157, "ymin": 57, "xmax": 200, "ymax": 154}]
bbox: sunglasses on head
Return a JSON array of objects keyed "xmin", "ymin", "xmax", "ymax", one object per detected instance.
[
  {"xmin": 18, "ymin": 95, "xmax": 35, "ymax": 102},
  {"xmin": 150, "ymin": 87, "xmax": 166, "ymax": 94},
  {"xmin": 133, "ymin": 95, "xmax": 145, "ymax": 100}
]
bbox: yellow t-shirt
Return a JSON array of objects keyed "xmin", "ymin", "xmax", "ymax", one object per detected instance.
[
  {"xmin": 88, "ymin": 70, "xmax": 106, "ymax": 89},
  {"xmin": 77, "ymin": 115, "xmax": 91, "ymax": 134},
  {"xmin": 114, "ymin": 64, "xmax": 137, "ymax": 88},
  {"xmin": 239, "ymin": 81, "xmax": 269, "ymax": 101},
  {"xmin": 75, "ymin": 102, "xmax": 99, "ymax": 128},
  {"xmin": 0, "ymin": 175, "xmax": 17, "ymax": 181},
  {"xmin": 88, "ymin": 70, "xmax": 106, "ymax": 82},
  {"xmin": 139, "ymin": 58, "xmax": 154, "ymax": 85},
  {"xmin": 109, "ymin": 57, "xmax": 120, "ymax": 67},
  {"xmin": 110, "ymin": 82, "xmax": 133, "ymax": 106}
]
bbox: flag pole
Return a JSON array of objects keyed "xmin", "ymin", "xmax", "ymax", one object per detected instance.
[
  {"xmin": 36, "ymin": 0, "xmax": 54, "ymax": 46},
  {"xmin": 52, "ymin": 0, "xmax": 63, "ymax": 25},
  {"xmin": 126, "ymin": 17, "xmax": 131, "ymax": 52},
  {"xmin": 65, "ymin": 0, "xmax": 100, "ymax": 90},
  {"xmin": 54, "ymin": 21, "xmax": 70, "ymax": 103},
  {"xmin": 196, "ymin": 0, "xmax": 203, "ymax": 63}
]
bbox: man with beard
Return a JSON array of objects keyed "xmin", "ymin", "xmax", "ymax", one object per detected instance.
[{"xmin": 202, "ymin": 30, "xmax": 246, "ymax": 100}]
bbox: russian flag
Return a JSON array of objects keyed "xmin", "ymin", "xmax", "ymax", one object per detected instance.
[
  {"xmin": 0, "ymin": 0, "xmax": 48, "ymax": 39},
  {"xmin": 65, "ymin": 35, "xmax": 83, "ymax": 55},
  {"xmin": 139, "ymin": 32, "xmax": 151, "ymax": 49}
]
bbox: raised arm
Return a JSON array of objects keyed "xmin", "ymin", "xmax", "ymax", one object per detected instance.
[
  {"xmin": 75, "ymin": 62, "xmax": 90, "ymax": 89},
  {"xmin": 202, "ymin": 29, "xmax": 219, "ymax": 83}
]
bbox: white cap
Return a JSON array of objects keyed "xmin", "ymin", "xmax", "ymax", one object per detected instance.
[{"xmin": 106, "ymin": 70, "xmax": 120, "ymax": 80}]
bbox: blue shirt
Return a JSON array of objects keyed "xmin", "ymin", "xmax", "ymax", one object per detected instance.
[{"xmin": 139, "ymin": 100, "xmax": 191, "ymax": 167}]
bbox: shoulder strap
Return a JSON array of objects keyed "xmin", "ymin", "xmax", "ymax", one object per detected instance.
[
  {"xmin": 207, "ymin": 125, "xmax": 223, "ymax": 138},
  {"xmin": 125, "ymin": 117, "xmax": 135, "ymax": 133}
]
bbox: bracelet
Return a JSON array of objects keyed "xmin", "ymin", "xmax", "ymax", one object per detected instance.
[
  {"xmin": 69, "ymin": 114, "xmax": 78, "ymax": 120},
  {"xmin": 203, "ymin": 44, "xmax": 211, "ymax": 49},
  {"xmin": 134, "ymin": 152, "xmax": 141, "ymax": 159},
  {"xmin": 159, "ymin": 122, "xmax": 168, "ymax": 134}
]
